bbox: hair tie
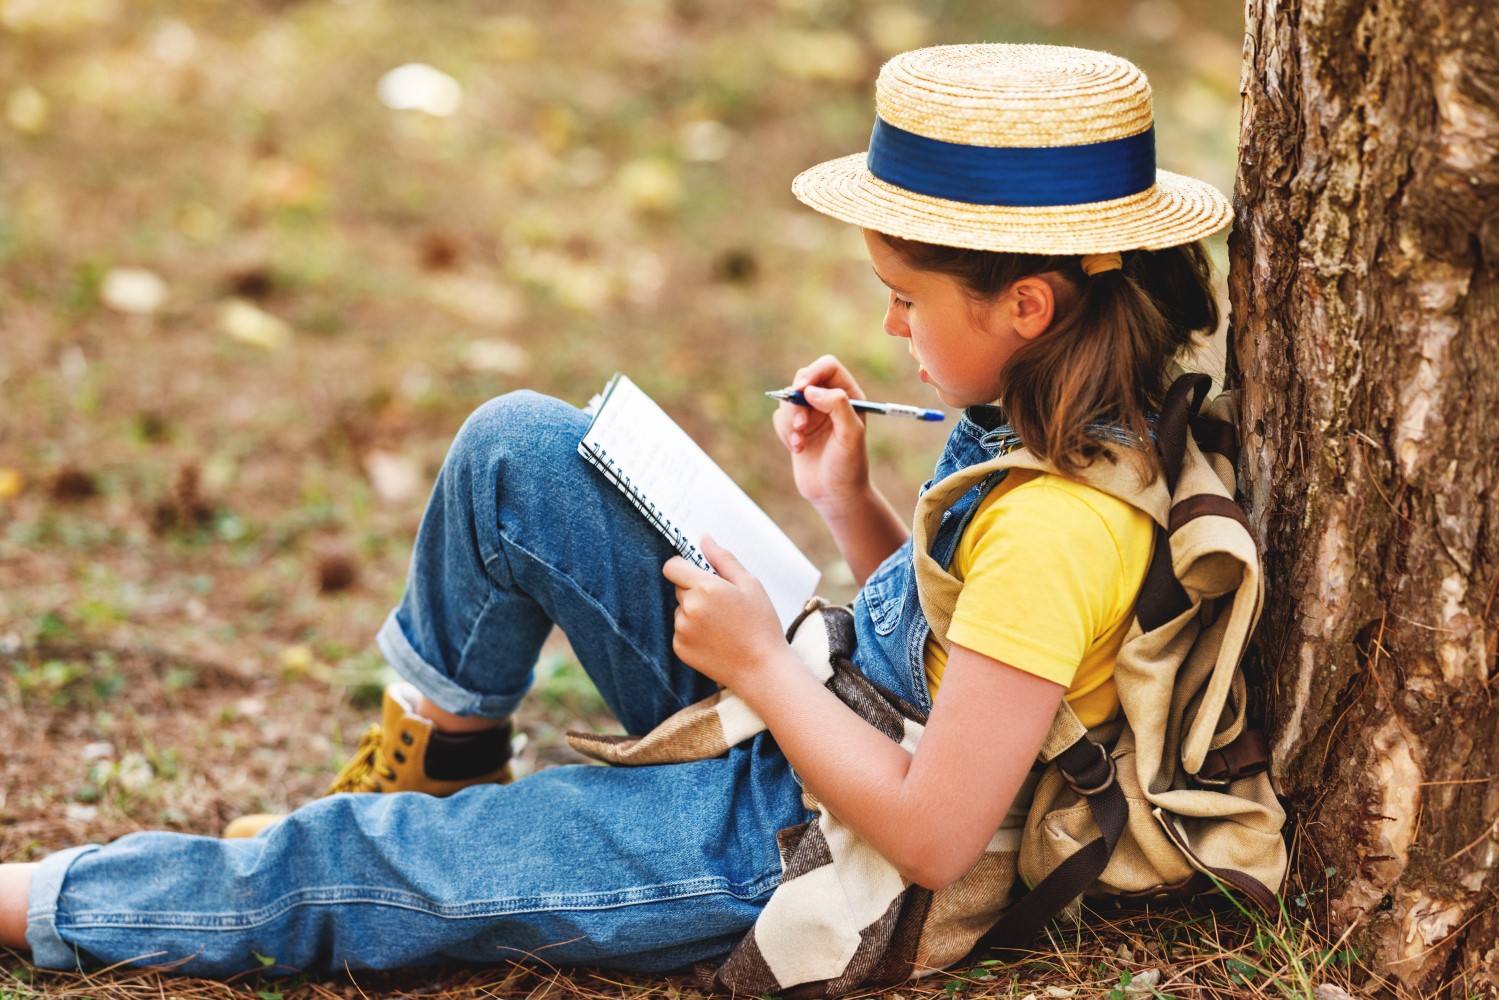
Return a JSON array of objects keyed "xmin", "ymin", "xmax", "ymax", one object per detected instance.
[{"xmin": 1080, "ymin": 252, "xmax": 1123, "ymax": 276}]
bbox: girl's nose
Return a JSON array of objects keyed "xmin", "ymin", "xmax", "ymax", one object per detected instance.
[{"xmin": 883, "ymin": 293, "xmax": 910, "ymax": 338}]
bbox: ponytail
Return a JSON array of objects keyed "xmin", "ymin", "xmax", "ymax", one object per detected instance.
[{"xmin": 875, "ymin": 234, "xmax": 1219, "ymax": 481}]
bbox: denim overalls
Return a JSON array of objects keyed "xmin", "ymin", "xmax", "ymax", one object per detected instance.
[
  {"xmin": 851, "ymin": 403, "xmax": 1018, "ymax": 708},
  {"xmin": 26, "ymin": 393, "xmax": 1017, "ymax": 979}
]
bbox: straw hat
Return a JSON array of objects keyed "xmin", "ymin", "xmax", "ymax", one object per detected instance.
[{"xmin": 791, "ymin": 44, "xmax": 1232, "ymax": 255}]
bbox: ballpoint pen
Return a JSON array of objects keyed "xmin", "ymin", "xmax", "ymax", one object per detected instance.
[{"xmin": 765, "ymin": 388, "xmax": 946, "ymax": 422}]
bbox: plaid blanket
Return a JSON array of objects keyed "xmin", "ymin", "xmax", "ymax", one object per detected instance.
[{"xmin": 569, "ymin": 602, "xmax": 1029, "ymax": 996}]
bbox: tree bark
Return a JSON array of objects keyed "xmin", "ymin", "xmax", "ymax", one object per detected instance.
[{"xmin": 1231, "ymin": 0, "xmax": 1499, "ymax": 994}]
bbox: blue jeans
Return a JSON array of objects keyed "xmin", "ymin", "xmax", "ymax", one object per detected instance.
[{"xmin": 27, "ymin": 392, "xmax": 830, "ymax": 977}]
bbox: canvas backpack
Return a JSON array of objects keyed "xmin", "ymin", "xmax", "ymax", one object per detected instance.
[
  {"xmin": 910, "ymin": 373, "xmax": 1288, "ymax": 950},
  {"xmin": 567, "ymin": 373, "xmax": 1288, "ymax": 997}
]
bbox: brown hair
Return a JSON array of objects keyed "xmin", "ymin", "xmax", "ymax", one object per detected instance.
[{"xmin": 876, "ymin": 233, "xmax": 1219, "ymax": 480}]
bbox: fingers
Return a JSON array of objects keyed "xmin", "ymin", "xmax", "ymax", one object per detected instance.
[
  {"xmin": 778, "ymin": 355, "xmax": 866, "ymax": 454},
  {"xmin": 791, "ymin": 355, "xmax": 862, "ymax": 397},
  {"xmin": 662, "ymin": 554, "xmax": 712, "ymax": 589},
  {"xmin": 665, "ymin": 539, "xmax": 756, "ymax": 598},
  {"xmin": 699, "ymin": 534, "xmax": 746, "ymax": 583},
  {"xmin": 801, "ymin": 384, "xmax": 866, "ymax": 445}
]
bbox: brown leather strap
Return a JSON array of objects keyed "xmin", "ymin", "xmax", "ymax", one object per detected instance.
[
  {"xmin": 1156, "ymin": 811, "xmax": 1279, "ymax": 914},
  {"xmin": 1190, "ymin": 416, "xmax": 1238, "ymax": 463},
  {"xmin": 1169, "ymin": 494, "xmax": 1253, "ymax": 535},
  {"xmin": 1198, "ymin": 729, "xmax": 1270, "ymax": 784},
  {"xmin": 972, "ymin": 737, "xmax": 1127, "ymax": 951},
  {"xmin": 1136, "ymin": 526, "xmax": 1189, "ymax": 632},
  {"xmin": 1157, "ymin": 374, "xmax": 1212, "ymax": 492}
]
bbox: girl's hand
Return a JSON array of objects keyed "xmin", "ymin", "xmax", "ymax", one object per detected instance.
[
  {"xmin": 771, "ymin": 355, "xmax": 871, "ymax": 516},
  {"xmin": 662, "ymin": 535, "xmax": 788, "ymax": 691}
]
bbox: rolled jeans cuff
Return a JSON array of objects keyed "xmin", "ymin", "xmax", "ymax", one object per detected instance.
[
  {"xmin": 26, "ymin": 843, "xmax": 101, "ymax": 970},
  {"xmin": 376, "ymin": 610, "xmax": 522, "ymax": 719}
]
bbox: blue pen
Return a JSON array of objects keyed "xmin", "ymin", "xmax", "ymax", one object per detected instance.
[{"xmin": 765, "ymin": 388, "xmax": 946, "ymax": 422}]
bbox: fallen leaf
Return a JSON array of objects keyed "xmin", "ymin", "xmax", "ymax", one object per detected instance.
[
  {"xmin": 5, "ymin": 85, "xmax": 49, "ymax": 133},
  {"xmin": 771, "ymin": 29, "xmax": 869, "ymax": 84},
  {"xmin": 150, "ymin": 19, "xmax": 197, "ymax": 65},
  {"xmin": 220, "ymin": 299, "xmax": 292, "ymax": 351},
  {"xmin": 482, "ymin": 15, "xmax": 540, "ymax": 61},
  {"xmin": 461, "ymin": 339, "xmax": 531, "ymax": 375},
  {"xmin": 227, "ymin": 267, "xmax": 275, "ymax": 300},
  {"xmin": 363, "ymin": 449, "xmax": 423, "ymax": 505},
  {"xmin": 251, "ymin": 158, "xmax": 325, "ymax": 210},
  {"xmin": 150, "ymin": 462, "xmax": 214, "ymax": 535},
  {"xmin": 613, "ymin": 158, "xmax": 683, "ymax": 214},
  {"xmin": 513, "ymin": 250, "xmax": 611, "ymax": 313},
  {"xmin": 678, "ymin": 120, "xmax": 734, "ymax": 162},
  {"xmin": 49, "ymin": 466, "xmax": 98, "ymax": 500},
  {"xmin": 426, "ymin": 275, "xmax": 524, "ymax": 327},
  {"xmin": 279, "ymin": 644, "xmax": 321, "ymax": 678},
  {"xmin": 235, "ymin": 696, "xmax": 267, "ymax": 717},
  {"xmin": 1313, "ymin": 986, "xmax": 1358, "ymax": 1000},
  {"xmin": 100, "ymin": 267, "xmax": 168, "ymax": 315},
  {"xmin": 175, "ymin": 201, "xmax": 223, "ymax": 241},
  {"xmin": 316, "ymin": 552, "xmax": 359, "ymax": 594},
  {"xmin": 867, "ymin": 5, "xmax": 932, "ymax": 55},
  {"xmin": 0, "ymin": 0, "xmax": 120, "ymax": 33},
  {"xmin": 418, "ymin": 232, "xmax": 462, "ymax": 271},
  {"xmin": 116, "ymin": 752, "xmax": 154, "ymax": 792},
  {"xmin": 0, "ymin": 467, "xmax": 23, "ymax": 500},
  {"xmin": 378, "ymin": 63, "xmax": 463, "ymax": 117}
]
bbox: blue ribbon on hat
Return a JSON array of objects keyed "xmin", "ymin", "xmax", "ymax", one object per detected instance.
[{"xmin": 866, "ymin": 117, "xmax": 1156, "ymax": 207}]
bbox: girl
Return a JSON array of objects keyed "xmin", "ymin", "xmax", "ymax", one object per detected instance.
[{"xmin": 0, "ymin": 43, "xmax": 1228, "ymax": 982}]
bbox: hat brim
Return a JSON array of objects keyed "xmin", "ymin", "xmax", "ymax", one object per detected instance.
[{"xmin": 791, "ymin": 152, "xmax": 1231, "ymax": 254}]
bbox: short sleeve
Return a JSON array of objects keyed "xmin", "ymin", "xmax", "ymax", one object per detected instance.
[{"xmin": 944, "ymin": 482, "xmax": 1130, "ymax": 688}]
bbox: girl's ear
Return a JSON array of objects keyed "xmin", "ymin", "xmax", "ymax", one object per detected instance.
[{"xmin": 1007, "ymin": 276, "xmax": 1057, "ymax": 341}]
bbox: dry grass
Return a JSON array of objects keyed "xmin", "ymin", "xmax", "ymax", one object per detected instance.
[{"xmin": 1, "ymin": 899, "xmax": 1386, "ymax": 999}]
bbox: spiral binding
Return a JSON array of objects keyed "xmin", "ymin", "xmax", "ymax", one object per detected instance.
[{"xmin": 580, "ymin": 443, "xmax": 714, "ymax": 573}]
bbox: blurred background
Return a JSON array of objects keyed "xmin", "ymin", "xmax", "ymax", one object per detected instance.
[{"xmin": 0, "ymin": 0, "xmax": 1243, "ymax": 790}]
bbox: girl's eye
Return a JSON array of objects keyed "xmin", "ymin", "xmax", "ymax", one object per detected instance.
[{"xmin": 892, "ymin": 295, "xmax": 913, "ymax": 311}]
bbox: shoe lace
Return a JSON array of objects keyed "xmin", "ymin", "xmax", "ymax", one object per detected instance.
[{"xmin": 326, "ymin": 724, "xmax": 396, "ymax": 795}]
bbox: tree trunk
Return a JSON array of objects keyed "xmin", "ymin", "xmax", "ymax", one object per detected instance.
[{"xmin": 1231, "ymin": 0, "xmax": 1499, "ymax": 994}]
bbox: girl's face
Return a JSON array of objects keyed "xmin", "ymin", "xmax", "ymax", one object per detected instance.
[{"xmin": 863, "ymin": 231, "xmax": 1047, "ymax": 410}]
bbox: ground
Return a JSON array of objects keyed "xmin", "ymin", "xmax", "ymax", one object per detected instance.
[{"xmin": 0, "ymin": 1, "xmax": 1360, "ymax": 997}]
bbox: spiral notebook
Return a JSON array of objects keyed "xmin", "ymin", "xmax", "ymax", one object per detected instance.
[{"xmin": 578, "ymin": 373, "xmax": 820, "ymax": 629}]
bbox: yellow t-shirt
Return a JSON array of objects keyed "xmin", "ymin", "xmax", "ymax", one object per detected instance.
[{"xmin": 924, "ymin": 469, "xmax": 1155, "ymax": 728}]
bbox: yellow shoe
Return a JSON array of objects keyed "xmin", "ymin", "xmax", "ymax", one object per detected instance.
[{"xmin": 223, "ymin": 682, "xmax": 512, "ymax": 838}]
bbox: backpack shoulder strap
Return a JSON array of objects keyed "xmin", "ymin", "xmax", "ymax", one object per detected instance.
[{"xmin": 977, "ymin": 700, "xmax": 1126, "ymax": 948}]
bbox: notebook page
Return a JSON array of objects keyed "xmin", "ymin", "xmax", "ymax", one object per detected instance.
[{"xmin": 580, "ymin": 374, "xmax": 820, "ymax": 629}]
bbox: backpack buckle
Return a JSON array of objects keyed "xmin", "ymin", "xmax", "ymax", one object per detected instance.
[
  {"xmin": 1191, "ymin": 730, "xmax": 1270, "ymax": 789},
  {"xmin": 1062, "ymin": 741, "xmax": 1118, "ymax": 796}
]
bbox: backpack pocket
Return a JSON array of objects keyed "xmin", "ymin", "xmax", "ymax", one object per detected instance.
[{"xmin": 1018, "ymin": 743, "xmax": 1197, "ymax": 898}]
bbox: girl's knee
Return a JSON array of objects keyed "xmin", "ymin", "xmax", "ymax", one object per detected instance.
[{"xmin": 450, "ymin": 390, "xmax": 588, "ymax": 468}]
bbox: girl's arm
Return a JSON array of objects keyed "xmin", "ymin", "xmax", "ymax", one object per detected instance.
[
  {"xmin": 772, "ymin": 356, "xmax": 909, "ymax": 584},
  {"xmin": 666, "ymin": 540, "xmax": 1062, "ymax": 889},
  {"xmin": 755, "ymin": 639, "xmax": 1062, "ymax": 888}
]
